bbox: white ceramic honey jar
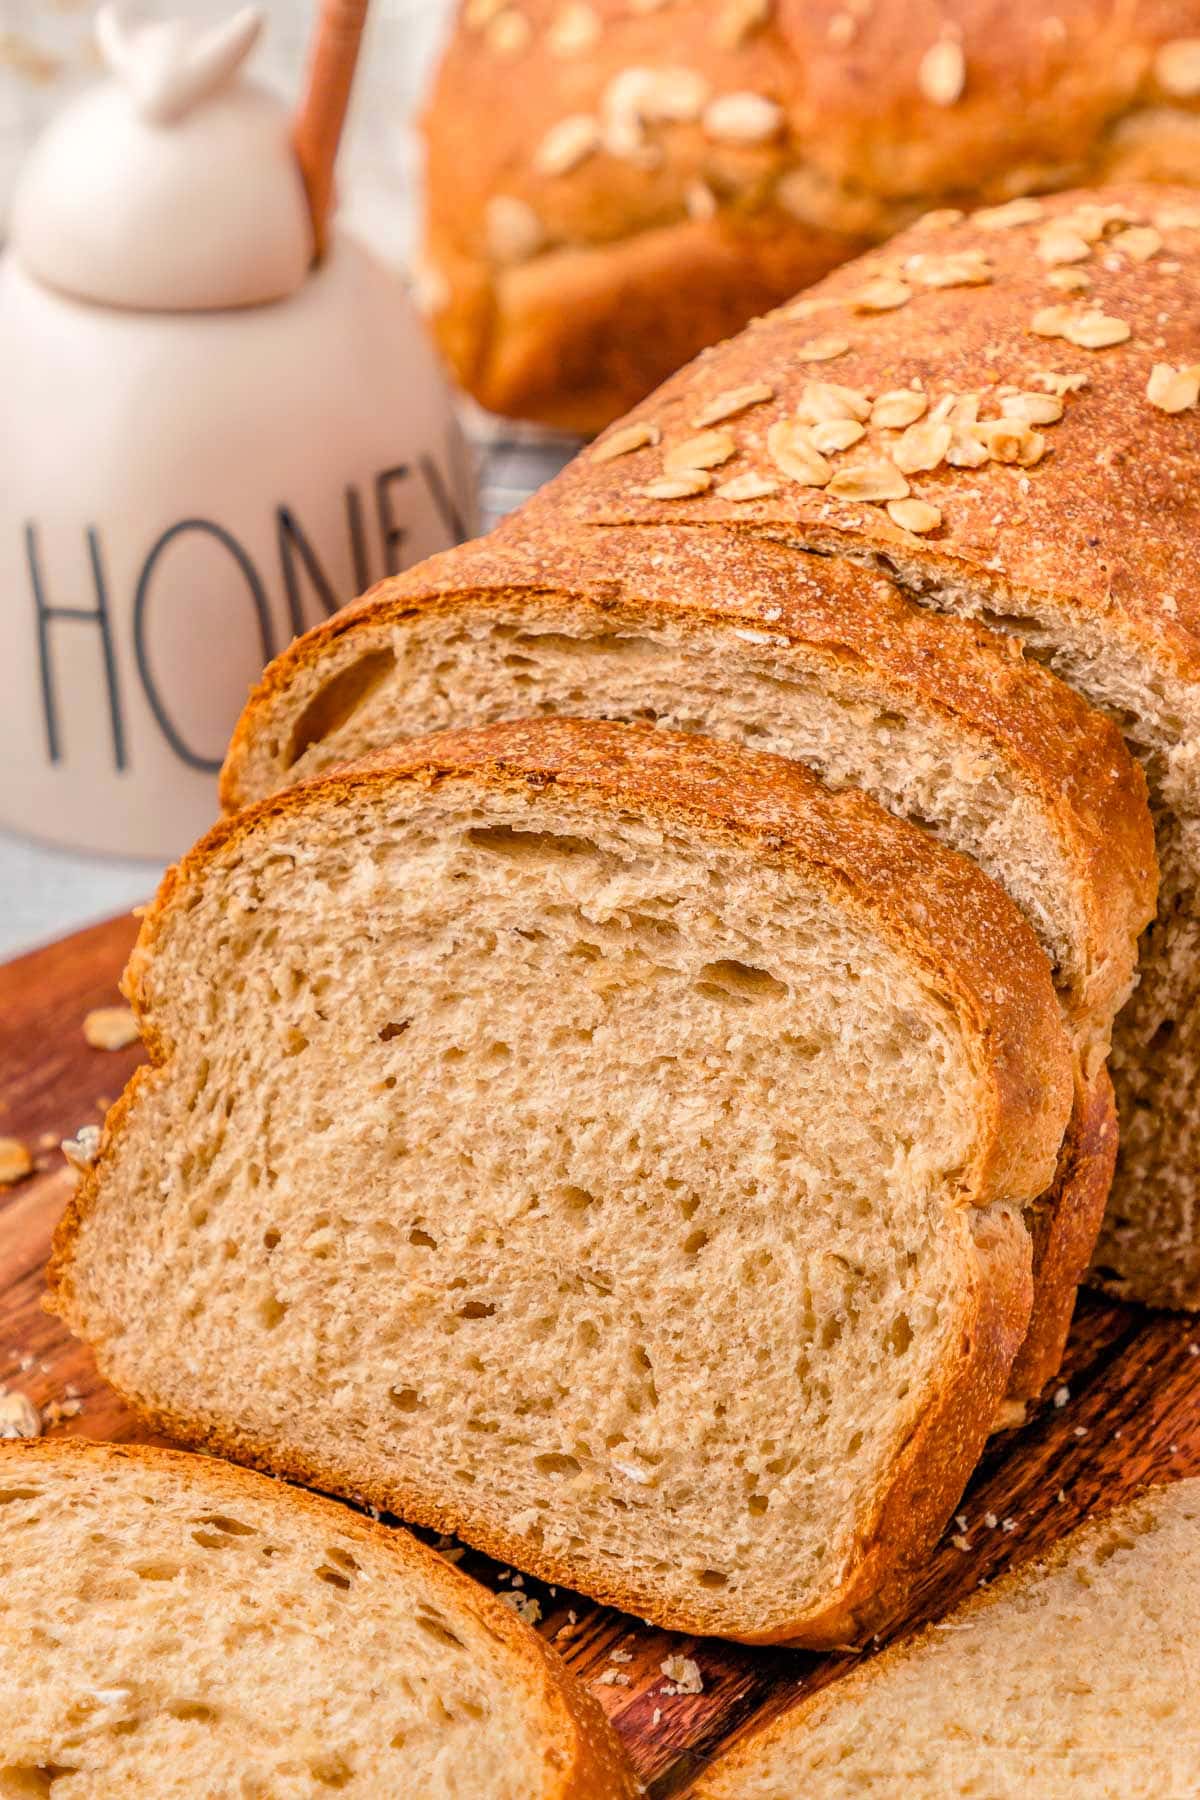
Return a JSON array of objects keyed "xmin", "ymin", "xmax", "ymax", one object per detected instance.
[{"xmin": 0, "ymin": 5, "xmax": 472, "ymax": 857}]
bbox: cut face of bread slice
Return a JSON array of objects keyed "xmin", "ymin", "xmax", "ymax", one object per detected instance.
[
  {"xmin": 694, "ymin": 1478, "xmax": 1200, "ymax": 1799},
  {"xmin": 222, "ymin": 526, "xmax": 1154, "ymax": 1396},
  {"xmin": 52, "ymin": 721, "xmax": 1072, "ymax": 1644},
  {"xmin": 0, "ymin": 1440, "xmax": 635, "ymax": 1800},
  {"xmin": 546, "ymin": 182, "xmax": 1200, "ymax": 1308}
]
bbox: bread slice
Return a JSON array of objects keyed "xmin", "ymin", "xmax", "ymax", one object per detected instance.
[
  {"xmin": 222, "ymin": 525, "xmax": 1155, "ymax": 1397},
  {"xmin": 694, "ymin": 1478, "xmax": 1200, "ymax": 1797},
  {"xmin": 0, "ymin": 1438, "xmax": 635, "ymax": 1799},
  {"xmin": 52, "ymin": 720, "xmax": 1072, "ymax": 1645},
  {"xmin": 536, "ymin": 182, "xmax": 1200, "ymax": 1310}
]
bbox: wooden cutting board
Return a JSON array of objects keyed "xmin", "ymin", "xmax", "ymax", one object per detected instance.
[{"xmin": 3, "ymin": 911, "xmax": 1199, "ymax": 1795}]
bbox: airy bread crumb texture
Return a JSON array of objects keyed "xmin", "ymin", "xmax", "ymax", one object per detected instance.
[
  {"xmin": 0, "ymin": 1441, "xmax": 634, "ymax": 1800},
  {"xmin": 54, "ymin": 725, "xmax": 1064, "ymax": 1640},
  {"xmin": 695, "ymin": 1478, "xmax": 1200, "ymax": 1799}
]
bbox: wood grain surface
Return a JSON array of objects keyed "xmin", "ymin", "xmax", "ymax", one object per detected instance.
[{"xmin": 2, "ymin": 913, "xmax": 1198, "ymax": 1794}]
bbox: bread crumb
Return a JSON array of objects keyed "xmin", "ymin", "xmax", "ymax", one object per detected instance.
[
  {"xmin": 595, "ymin": 1669, "xmax": 630, "ymax": 1687},
  {"xmin": 0, "ymin": 1389, "xmax": 42, "ymax": 1439},
  {"xmin": 609, "ymin": 1648, "xmax": 633, "ymax": 1664},
  {"xmin": 1053, "ymin": 1384, "xmax": 1070, "ymax": 1407},
  {"xmin": 0, "ymin": 1138, "xmax": 33, "ymax": 1187},
  {"xmin": 62, "ymin": 1125, "xmax": 103, "ymax": 1173},
  {"xmin": 983, "ymin": 1511, "xmax": 998, "ymax": 1529},
  {"xmin": 42, "ymin": 1397, "xmax": 84, "ymax": 1426},
  {"xmin": 951, "ymin": 1534, "xmax": 972, "ymax": 1552},
  {"xmin": 659, "ymin": 1655, "xmax": 703, "ymax": 1694},
  {"xmin": 1073, "ymin": 1426, "xmax": 1089, "ymax": 1439},
  {"xmin": 83, "ymin": 1006, "xmax": 140, "ymax": 1051},
  {"xmin": 651, "ymin": 1707, "xmax": 662, "ymax": 1726},
  {"xmin": 498, "ymin": 1591, "xmax": 542, "ymax": 1626}
]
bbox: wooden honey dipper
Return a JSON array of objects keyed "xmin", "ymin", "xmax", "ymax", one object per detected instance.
[{"xmin": 292, "ymin": 0, "xmax": 369, "ymax": 259}]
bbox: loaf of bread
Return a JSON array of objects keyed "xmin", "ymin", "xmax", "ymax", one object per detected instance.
[
  {"xmin": 531, "ymin": 180, "xmax": 1200, "ymax": 1308},
  {"xmin": 0, "ymin": 1438, "xmax": 635, "ymax": 1798},
  {"xmin": 421, "ymin": 1, "xmax": 1200, "ymax": 429},
  {"xmin": 51, "ymin": 720, "xmax": 1073, "ymax": 1644},
  {"xmin": 223, "ymin": 524, "xmax": 1156, "ymax": 1398},
  {"xmin": 694, "ymin": 1477, "xmax": 1200, "ymax": 1797}
]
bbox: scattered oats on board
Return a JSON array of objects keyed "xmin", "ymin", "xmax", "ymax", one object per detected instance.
[
  {"xmin": 660, "ymin": 1655, "xmax": 703, "ymax": 1695},
  {"xmin": 83, "ymin": 1006, "xmax": 139, "ymax": 1051},
  {"xmin": 63, "ymin": 1124, "xmax": 103, "ymax": 1174},
  {"xmin": 498, "ymin": 1590, "xmax": 542, "ymax": 1626},
  {"xmin": 0, "ymin": 1389, "xmax": 42, "ymax": 1440},
  {"xmin": 0, "ymin": 1138, "xmax": 33, "ymax": 1186}
]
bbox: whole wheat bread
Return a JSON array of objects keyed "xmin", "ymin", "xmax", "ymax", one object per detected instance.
[
  {"xmin": 0, "ymin": 1439, "xmax": 635, "ymax": 1799},
  {"xmin": 222, "ymin": 521, "xmax": 1156, "ymax": 1399},
  {"xmin": 534, "ymin": 181, "xmax": 1200, "ymax": 1309},
  {"xmin": 51, "ymin": 720, "xmax": 1072, "ymax": 1644},
  {"xmin": 694, "ymin": 1478, "xmax": 1200, "ymax": 1798}
]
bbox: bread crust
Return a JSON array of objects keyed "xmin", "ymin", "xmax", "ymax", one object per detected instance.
[
  {"xmin": 1009, "ymin": 1064, "xmax": 1117, "ymax": 1400},
  {"xmin": 552, "ymin": 182, "xmax": 1200, "ymax": 692},
  {"xmin": 422, "ymin": 5, "xmax": 1200, "ymax": 428},
  {"xmin": 690, "ymin": 1476, "xmax": 1197, "ymax": 1794},
  {"xmin": 0, "ymin": 1438, "xmax": 639, "ymax": 1800},
  {"xmin": 51, "ymin": 718, "xmax": 1070, "ymax": 1645}
]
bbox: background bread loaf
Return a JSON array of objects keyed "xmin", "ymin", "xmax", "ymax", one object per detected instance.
[
  {"xmin": 421, "ymin": 1, "xmax": 1200, "ymax": 429},
  {"xmin": 53, "ymin": 720, "xmax": 1072, "ymax": 1644}
]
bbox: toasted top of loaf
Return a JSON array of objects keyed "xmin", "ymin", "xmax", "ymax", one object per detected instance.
[
  {"xmin": 0, "ymin": 1439, "xmax": 636, "ymax": 1799},
  {"xmin": 167, "ymin": 718, "xmax": 1069, "ymax": 1210},
  {"xmin": 54, "ymin": 719, "xmax": 1067, "ymax": 1642},
  {"xmin": 223, "ymin": 523, "xmax": 1156, "ymax": 1045},
  {"xmin": 422, "ymin": 4, "xmax": 1200, "ymax": 426},
  {"xmin": 695, "ymin": 1477, "xmax": 1200, "ymax": 1797},
  {"xmin": 551, "ymin": 183, "xmax": 1200, "ymax": 707}
]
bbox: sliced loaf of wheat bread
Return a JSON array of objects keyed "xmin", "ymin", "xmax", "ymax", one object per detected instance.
[
  {"xmin": 694, "ymin": 1478, "xmax": 1200, "ymax": 1798},
  {"xmin": 222, "ymin": 525, "xmax": 1155, "ymax": 1397},
  {"xmin": 0, "ymin": 1438, "xmax": 635, "ymax": 1799},
  {"xmin": 52, "ymin": 720, "xmax": 1071, "ymax": 1644},
  {"xmin": 541, "ymin": 182, "xmax": 1200, "ymax": 1309}
]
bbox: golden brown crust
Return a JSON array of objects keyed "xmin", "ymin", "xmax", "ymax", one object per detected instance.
[
  {"xmin": 0, "ymin": 1438, "xmax": 638, "ymax": 1800},
  {"xmin": 550, "ymin": 181, "xmax": 1200, "ymax": 685},
  {"xmin": 422, "ymin": 4, "xmax": 1200, "ymax": 428},
  {"xmin": 51, "ymin": 717, "xmax": 1070, "ymax": 1644},
  {"xmin": 222, "ymin": 521, "xmax": 1156, "ymax": 1045},
  {"xmin": 1008, "ymin": 1065, "xmax": 1117, "ymax": 1401}
]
